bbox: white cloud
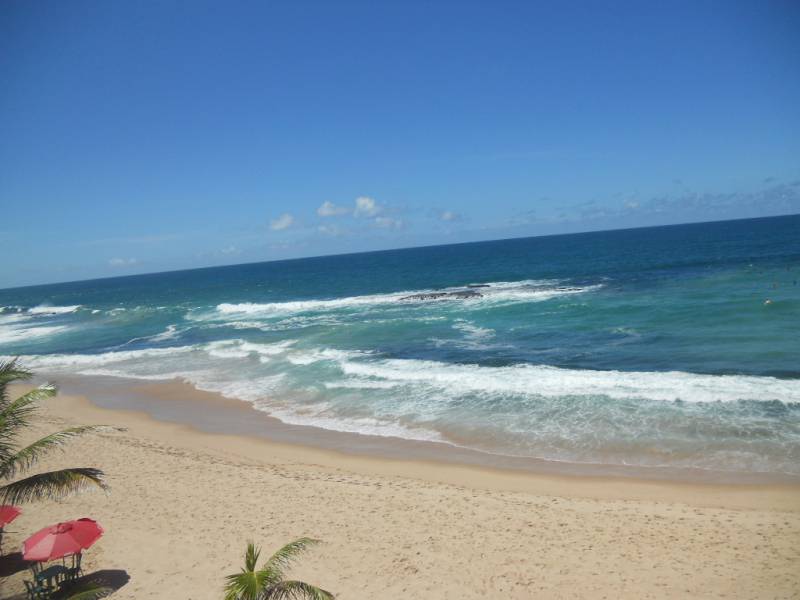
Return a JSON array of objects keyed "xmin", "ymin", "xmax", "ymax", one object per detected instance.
[
  {"xmin": 317, "ymin": 201, "xmax": 350, "ymax": 217},
  {"xmin": 440, "ymin": 210, "xmax": 463, "ymax": 222},
  {"xmin": 270, "ymin": 213, "xmax": 295, "ymax": 231},
  {"xmin": 220, "ymin": 245, "xmax": 241, "ymax": 255},
  {"xmin": 354, "ymin": 196, "xmax": 381, "ymax": 217},
  {"xmin": 373, "ymin": 216, "xmax": 403, "ymax": 229},
  {"xmin": 108, "ymin": 257, "xmax": 138, "ymax": 267}
]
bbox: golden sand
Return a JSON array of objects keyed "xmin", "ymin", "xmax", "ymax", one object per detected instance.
[{"xmin": 2, "ymin": 387, "xmax": 799, "ymax": 599}]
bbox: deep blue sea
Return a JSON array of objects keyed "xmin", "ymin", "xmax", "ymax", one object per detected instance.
[{"xmin": 2, "ymin": 215, "xmax": 799, "ymax": 476}]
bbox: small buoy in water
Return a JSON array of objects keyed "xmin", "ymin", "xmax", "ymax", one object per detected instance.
[{"xmin": 764, "ymin": 299, "xmax": 773, "ymax": 305}]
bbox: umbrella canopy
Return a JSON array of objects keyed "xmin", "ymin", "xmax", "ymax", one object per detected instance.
[
  {"xmin": 0, "ymin": 505, "xmax": 21, "ymax": 527},
  {"xmin": 22, "ymin": 518, "xmax": 104, "ymax": 562}
]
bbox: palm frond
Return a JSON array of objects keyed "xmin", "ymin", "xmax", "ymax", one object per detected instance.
[
  {"xmin": 246, "ymin": 542, "xmax": 262, "ymax": 572},
  {"xmin": 0, "ymin": 467, "xmax": 107, "ymax": 504},
  {"xmin": 0, "ymin": 359, "xmax": 31, "ymax": 400},
  {"xmin": 0, "ymin": 425, "xmax": 108, "ymax": 480},
  {"xmin": 262, "ymin": 538, "xmax": 321, "ymax": 581},
  {"xmin": 224, "ymin": 569, "xmax": 269, "ymax": 600},
  {"xmin": 266, "ymin": 580, "xmax": 334, "ymax": 600},
  {"xmin": 0, "ymin": 383, "xmax": 57, "ymax": 435},
  {"xmin": 0, "ymin": 383, "xmax": 58, "ymax": 467}
]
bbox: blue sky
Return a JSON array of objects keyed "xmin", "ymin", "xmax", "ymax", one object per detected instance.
[{"xmin": 2, "ymin": 1, "xmax": 799, "ymax": 288}]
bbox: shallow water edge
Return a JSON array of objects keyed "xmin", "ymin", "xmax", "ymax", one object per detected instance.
[{"xmin": 52, "ymin": 373, "xmax": 800, "ymax": 486}]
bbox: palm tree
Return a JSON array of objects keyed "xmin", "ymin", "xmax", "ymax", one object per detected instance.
[
  {"xmin": 0, "ymin": 359, "xmax": 107, "ymax": 505},
  {"xmin": 224, "ymin": 538, "xmax": 334, "ymax": 600}
]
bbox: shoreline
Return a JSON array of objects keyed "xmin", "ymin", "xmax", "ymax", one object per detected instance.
[
  {"xmin": 36, "ymin": 378, "xmax": 800, "ymax": 510},
  {"xmin": 55, "ymin": 373, "xmax": 800, "ymax": 488},
  {"xmin": 1, "ymin": 384, "xmax": 799, "ymax": 599}
]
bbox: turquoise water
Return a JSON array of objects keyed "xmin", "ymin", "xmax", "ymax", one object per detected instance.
[{"xmin": 1, "ymin": 215, "xmax": 799, "ymax": 476}]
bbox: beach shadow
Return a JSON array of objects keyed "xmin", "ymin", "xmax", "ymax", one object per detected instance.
[
  {"xmin": 0, "ymin": 552, "xmax": 32, "ymax": 577},
  {"xmin": 53, "ymin": 569, "xmax": 131, "ymax": 598}
]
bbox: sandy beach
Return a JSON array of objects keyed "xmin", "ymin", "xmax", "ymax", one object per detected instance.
[{"xmin": 1, "ymin": 384, "xmax": 798, "ymax": 599}]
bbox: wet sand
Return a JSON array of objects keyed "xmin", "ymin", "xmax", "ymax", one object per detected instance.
[{"xmin": 54, "ymin": 375, "xmax": 800, "ymax": 486}]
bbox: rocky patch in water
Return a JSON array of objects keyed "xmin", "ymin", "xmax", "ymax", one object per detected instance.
[{"xmin": 400, "ymin": 289, "xmax": 483, "ymax": 301}]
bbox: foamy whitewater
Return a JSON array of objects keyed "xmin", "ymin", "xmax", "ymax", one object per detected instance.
[{"xmin": 2, "ymin": 216, "xmax": 799, "ymax": 476}]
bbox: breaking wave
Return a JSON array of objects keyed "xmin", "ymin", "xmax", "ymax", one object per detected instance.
[
  {"xmin": 205, "ymin": 280, "xmax": 602, "ymax": 321},
  {"xmin": 7, "ymin": 336, "xmax": 800, "ymax": 474},
  {"xmin": 27, "ymin": 305, "xmax": 81, "ymax": 315}
]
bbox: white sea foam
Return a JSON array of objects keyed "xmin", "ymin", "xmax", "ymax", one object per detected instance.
[
  {"xmin": 0, "ymin": 325, "xmax": 71, "ymax": 345},
  {"xmin": 467, "ymin": 280, "xmax": 603, "ymax": 305},
  {"xmin": 149, "ymin": 324, "xmax": 180, "ymax": 342},
  {"xmin": 208, "ymin": 279, "xmax": 602, "ymax": 321},
  {"xmin": 0, "ymin": 305, "xmax": 80, "ymax": 343},
  {"xmin": 337, "ymin": 358, "xmax": 800, "ymax": 404},
  {"xmin": 10, "ymin": 345, "xmax": 196, "ymax": 369},
  {"xmin": 286, "ymin": 347, "xmax": 369, "ymax": 366},
  {"xmin": 8, "ymin": 339, "xmax": 299, "ymax": 372},
  {"xmin": 452, "ymin": 319, "xmax": 495, "ymax": 341},
  {"xmin": 8, "ymin": 338, "xmax": 800, "ymax": 474},
  {"xmin": 201, "ymin": 315, "xmax": 345, "ymax": 333},
  {"xmin": 200, "ymin": 374, "xmax": 289, "ymax": 401},
  {"xmin": 205, "ymin": 339, "xmax": 296, "ymax": 361},
  {"xmin": 120, "ymin": 324, "xmax": 183, "ymax": 347},
  {"xmin": 0, "ymin": 305, "xmax": 82, "ymax": 344},
  {"xmin": 260, "ymin": 403, "xmax": 444, "ymax": 443},
  {"xmin": 431, "ymin": 319, "xmax": 500, "ymax": 351},
  {"xmin": 215, "ymin": 292, "xmax": 409, "ymax": 316},
  {"xmin": 0, "ymin": 312, "xmax": 30, "ymax": 326},
  {"xmin": 13, "ymin": 338, "xmax": 799, "ymax": 406},
  {"xmin": 324, "ymin": 379, "xmax": 399, "ymax": 390},
  {"xmin": 78, "ymin": 368, "xmax": 197, "ymax": 381},
  {"xmin": 27, "ymin": 305, "xmax": 81, "ymax": 315},
  {"xmin": 227, "ymin": 321, "xmax": 276, "ymax": 330}
]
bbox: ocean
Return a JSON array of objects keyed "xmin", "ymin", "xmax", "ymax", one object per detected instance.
[{"xmin": 2, "ymin": 215, "xmax": 799, "ymax": 478}]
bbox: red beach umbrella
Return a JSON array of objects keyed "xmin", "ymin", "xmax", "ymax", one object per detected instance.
[
  {"xmin": 0, "ymin": 505, "xmax": 21, "ymax": 527},
  {"xmin": 22, "ymin": 518, "xmax": 104, "ymax": 562},
  {"xmin": 0, "ymin": 505, "xmax": 22, "ymax": 555}
]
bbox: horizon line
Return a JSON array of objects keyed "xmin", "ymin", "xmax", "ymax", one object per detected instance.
[{"xmin": 2, "ymin": 212, "xmax": 798, "ymax": 293}]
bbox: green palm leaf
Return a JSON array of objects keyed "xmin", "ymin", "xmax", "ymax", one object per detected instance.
[
  {"xmin": 0, "ymin": 360, "xmax": 115, "ymax": 505},
  {"xmin": 0, "ymin": 359, "xmax": 32, "ymax": 398},
  {"xmin": 265, "ymin": 581, "xmax": 334, "ymax": 600},
  {"xmin": 0, "ymin": 467, "xmax": 107, "ymax": 504},
  {"xmin": 0, "ymin": 383, "xmax": 57, "ymax": 441},
  {"xmin": 224, "ymin": 570, "xmax": 272, "ymax": 600},
  {"xmin": 262, "ymin": 538, "xmax": 321, "ymax": 581},
  {"xmin": 223, "ymin": 539, "xmax": 333, "ymax": 600},
  {"xmin": 0, "ymin": 425, "xmax": 107, "ymax": 479},
  {"xmin": 223, "ymin": 543, "xmax": 266, "ymax": 600},
  {"xmin": 246, "ymin": 542, "xmax": 262, "ymax": 571}
]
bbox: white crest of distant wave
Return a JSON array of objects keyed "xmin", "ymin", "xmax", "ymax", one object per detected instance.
[
  {"xmin": 201, "ymin": 280, "xmax": 602, "ymax": 321},
  {"xmin": 27, "ymin": 305, "xmax": 81, "ymax": 315}
]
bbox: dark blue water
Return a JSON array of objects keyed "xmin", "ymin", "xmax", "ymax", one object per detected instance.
[{"xmin": 2, "ymin": 215, "xmax": 799, "ymax": 475}]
